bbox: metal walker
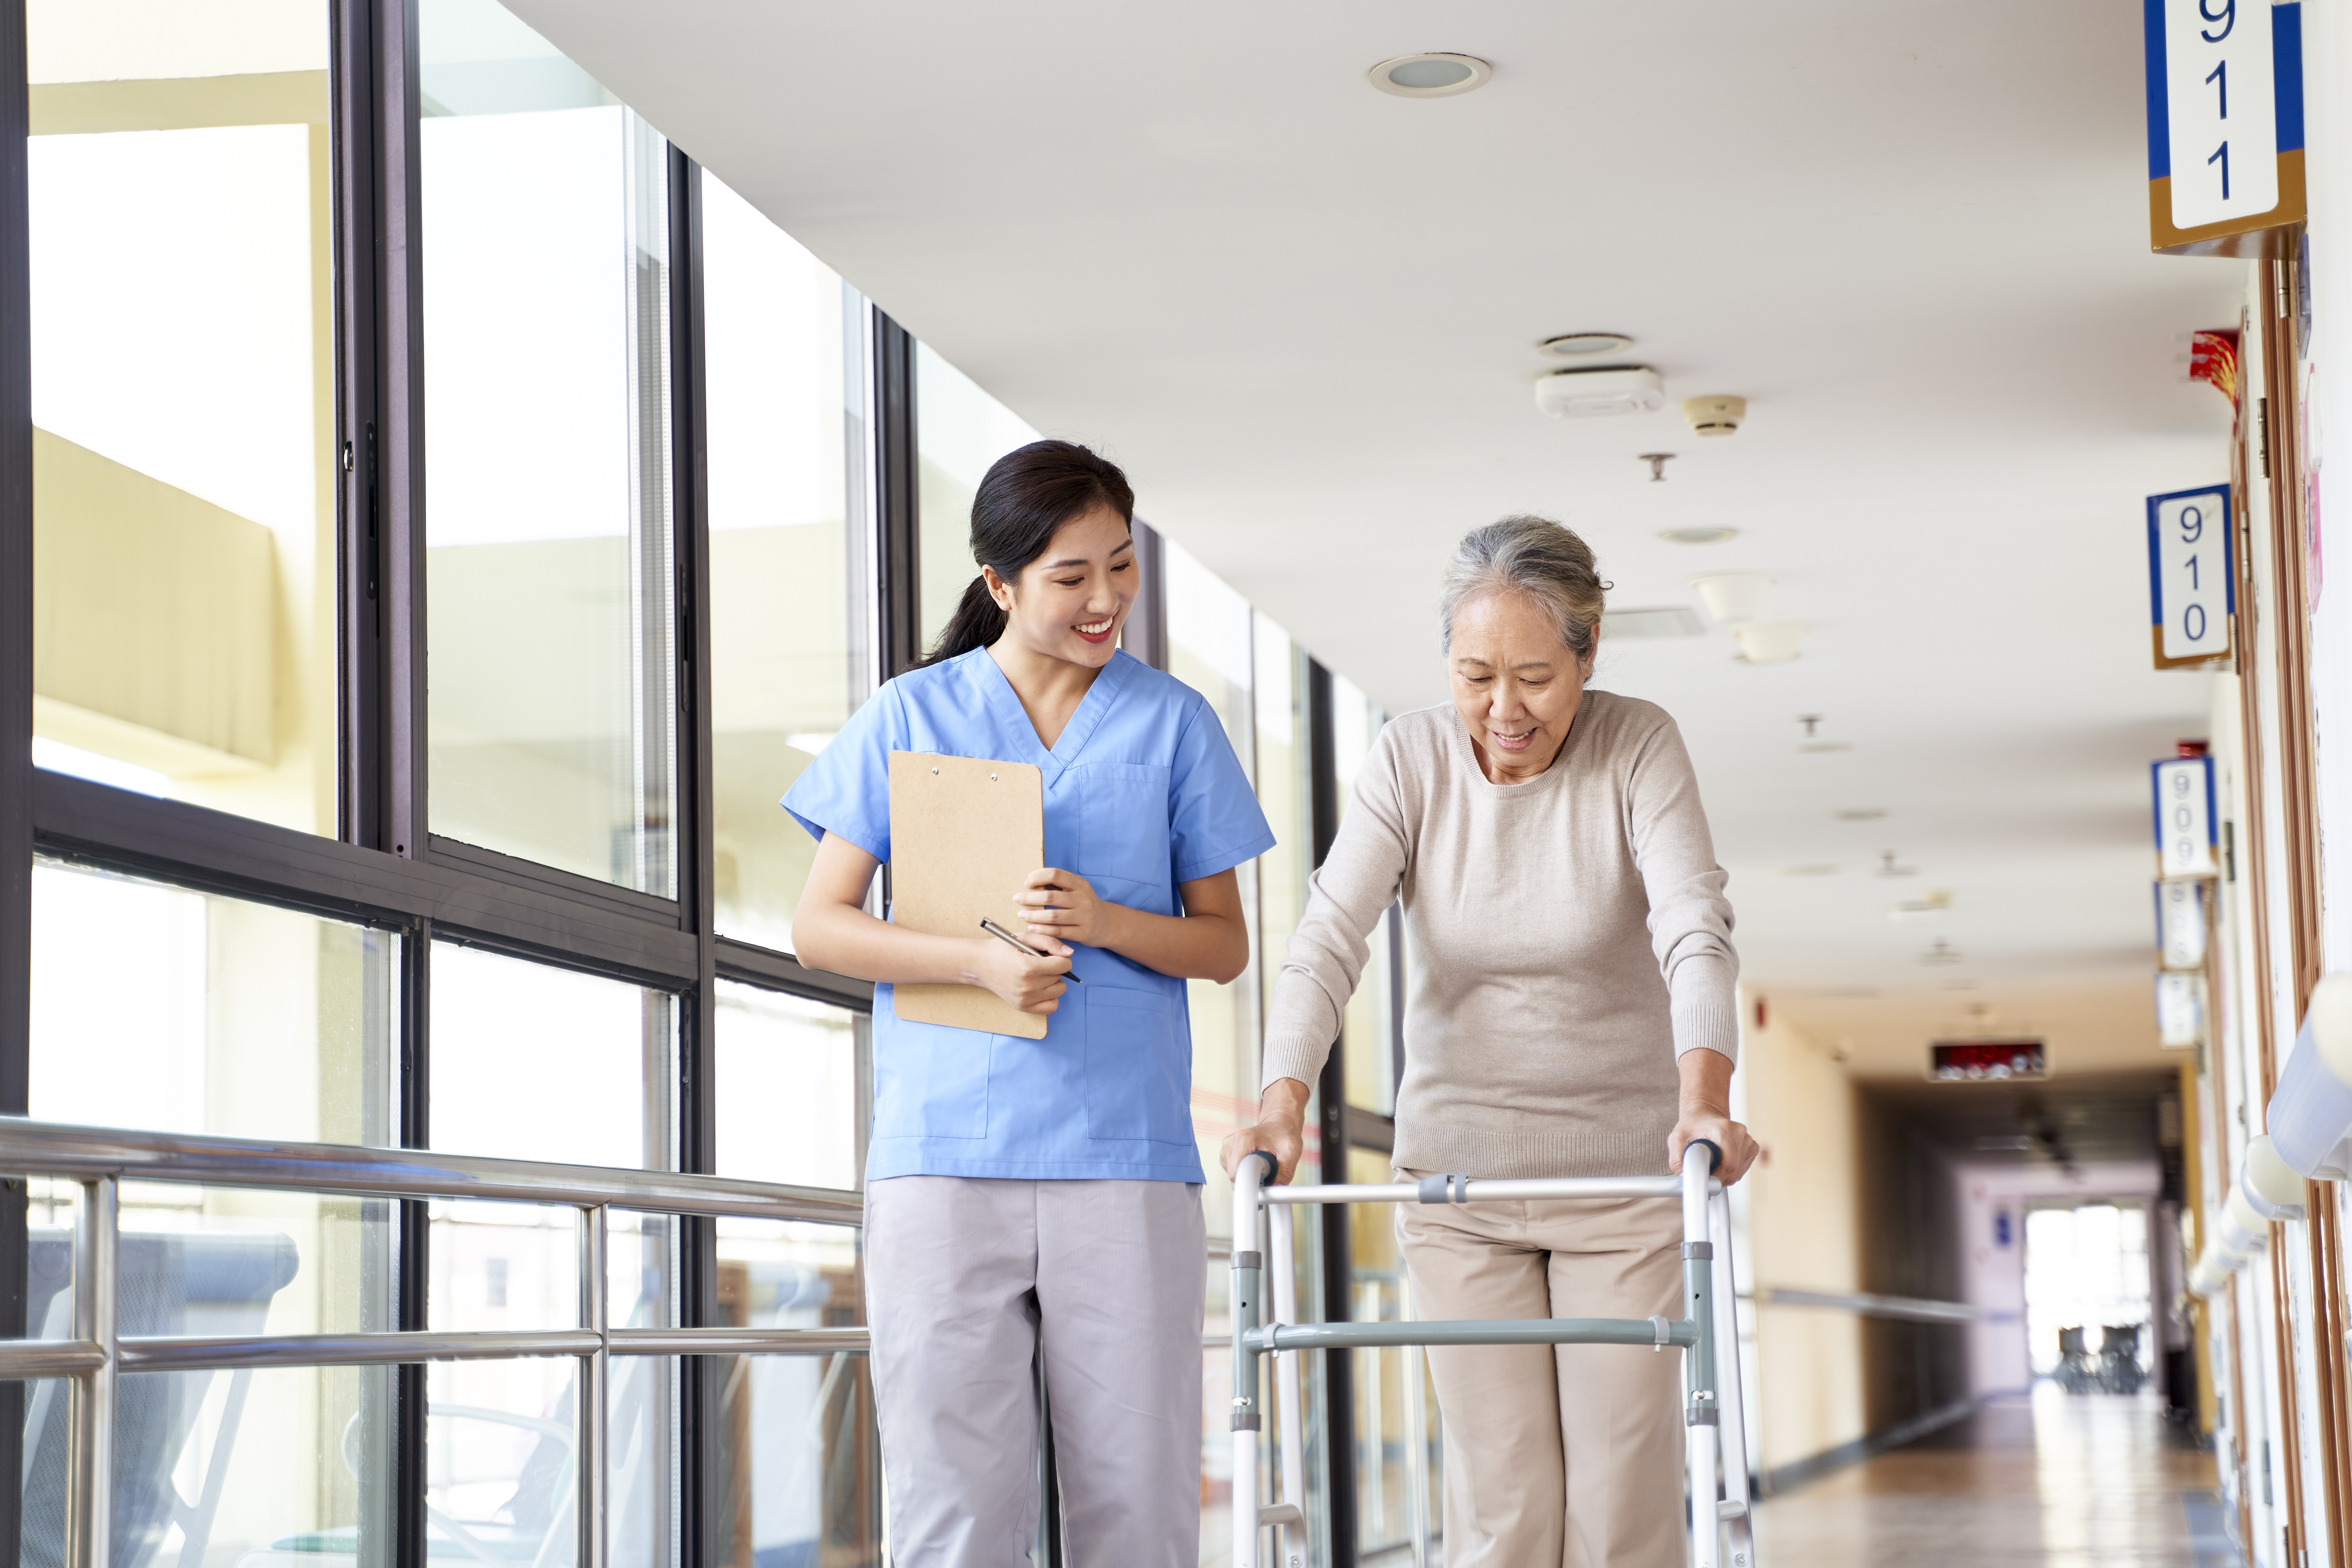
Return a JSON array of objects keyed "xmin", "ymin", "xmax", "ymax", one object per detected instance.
[{"xmin": 1227, "ymin": 1141, "xmax": 1757, "ymax": 1568}]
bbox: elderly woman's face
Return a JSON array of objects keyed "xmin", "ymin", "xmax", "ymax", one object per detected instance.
[{"xmin": 1448, "ymin": 591, "xmax": 1595, "ymax": 783}]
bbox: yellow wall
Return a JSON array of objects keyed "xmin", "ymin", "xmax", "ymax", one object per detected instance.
[
  {"xmin": 1739, "ymin": 995, "xmax": 1870, "ymax": 1473},
  {"xmin": 32, "ymin": 427, "xmax": 278, "ymax": 772}
]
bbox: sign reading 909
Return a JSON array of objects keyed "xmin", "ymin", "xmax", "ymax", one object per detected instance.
[
  {"xmin": 2146, "ymin": 484, "xmax": 2234, "ymax": 668},
  {"xmin": 2152, "ymin": 756, "xmax": 2218, "ymax": 880}
]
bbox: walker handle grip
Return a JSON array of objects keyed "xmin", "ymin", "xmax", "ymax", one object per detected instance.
[
  {"xmin": 1243, "ymin": 1149, "xmax": 1279, "ymax": 1185},
  {"xmin": 1683, "ymin": 1138, "xmax": 1724, "ymax": 1176}
]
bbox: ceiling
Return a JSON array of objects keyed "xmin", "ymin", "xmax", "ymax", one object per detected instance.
[{"xmin": 506, "ymin": 0, "xmax": 2249, "ymax": 1062}]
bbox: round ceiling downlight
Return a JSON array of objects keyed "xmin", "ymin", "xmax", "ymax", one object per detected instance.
[
  {"xmin": 1368, "ymin": 53, "xmax": 1492, "ymax": 98},
  {"xmin": 1659, "ymin": 526, "xmax": 1738, "ymax": 546},
  {"xmin": 1540, "ymin": 332, "xmax": 1633, "ymax": 358}
]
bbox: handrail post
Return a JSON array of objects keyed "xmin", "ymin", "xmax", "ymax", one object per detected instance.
[
  {"xmin": 579, "ymin": 1204, "xmax": 608, "ymax": 1568},
  {"xmin": 67, "ymin": 1175, "xmax": 116, "ymax": 1568}
]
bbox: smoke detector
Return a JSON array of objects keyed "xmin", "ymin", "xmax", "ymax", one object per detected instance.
[
  {"xmin": 1682, "ymin": 395, "xmax": 1746, "ymax": 436},
  {"xmin": 1535, "ymin": 366, "xmax": 1664, "ymax": 418}
]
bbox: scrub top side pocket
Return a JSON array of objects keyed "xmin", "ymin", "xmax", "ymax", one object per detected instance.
[
  {"xmin": 1073, "ymin": 762, "xmax": 1174, "ymax": 898},
  {"xmin": 871, "ymin": 1000, "xmax": 993, "ymax": 1142},
  {"xmin": 1082, "ymin": 985, "xmax": 1191, "ymax": 1145}
]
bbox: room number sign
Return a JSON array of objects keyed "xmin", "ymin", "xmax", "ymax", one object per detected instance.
[
  {"xmin": 2152, "ymin": 756, "xmax": 2219, "ymax": 880},
  {"xmin": 2146, "ymin": 484, "xmax": 2233, "ymax": 668},
  {"xmin": 2144, "ymin": 0, "xmax": 2305, "ymax": 256}
]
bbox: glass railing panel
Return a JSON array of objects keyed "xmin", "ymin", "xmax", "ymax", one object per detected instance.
[
  {"xmin": 20, "ymin": 1367, "xmax": 394, "ymax": 1568},
  {"xmin": 23, "ymin": 1178, "xmax": 394, "ymax": 1341},
  {"xmin": 427, "ymin": 1358, "xmax": 578, "ymax": 1564},
  {"xmin": 713, "ymin": 1206, "xmax": 871, "ymax": 1560}
]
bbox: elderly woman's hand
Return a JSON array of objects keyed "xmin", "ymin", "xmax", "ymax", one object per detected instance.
[
  {"xmin": 1221, "ymin": 1078, "xmax": 1311, "ymax": 1186},
  {"xmin": 1668, "ymin": 1048, "xmax": 1761, "ymax": 1184}
]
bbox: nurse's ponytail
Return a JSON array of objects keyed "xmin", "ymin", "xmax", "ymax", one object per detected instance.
[{"xmin": 919, "ymin": 439, "xmax": 1135, "ymax": 667}]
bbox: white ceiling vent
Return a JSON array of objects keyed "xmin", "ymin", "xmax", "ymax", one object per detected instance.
[
  {"xmin": 1534, "ymin": 366, "xmax": 1664, "ymax": 417},
  {"xmin": 1602, "ymin": 606, "xmax": 1705, "ymax": 640}
]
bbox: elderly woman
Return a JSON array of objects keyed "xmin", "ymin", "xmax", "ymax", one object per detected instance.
[{"xmin": 1225, "ymin": 515, "xmax": 1759, "ymax": 1568}]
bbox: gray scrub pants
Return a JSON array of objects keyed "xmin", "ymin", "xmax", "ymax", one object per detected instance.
[{"xmin": 866, "ymin": 1175, "xmax": 1207, "ymax": 1567}]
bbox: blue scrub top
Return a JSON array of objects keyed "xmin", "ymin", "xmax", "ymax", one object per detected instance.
[{"xmin": 782, "ymin": 647, "xmax": 1275, "ymax": 1183}]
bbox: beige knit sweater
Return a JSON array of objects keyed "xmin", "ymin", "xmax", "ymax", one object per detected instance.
[{"xmin": 1261, "ymin": 692, "xmax": 1739, "ymax": 1178}]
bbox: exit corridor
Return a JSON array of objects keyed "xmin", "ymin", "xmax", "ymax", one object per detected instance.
[{"xmin": 1753, "ymin": 1390, "xmax": 2234, "ymax": 1568}]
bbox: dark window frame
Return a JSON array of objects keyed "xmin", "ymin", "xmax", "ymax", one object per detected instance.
[{"xmin": 0, "ymin": 0, "xmax": 1217, "ymax": 1557}]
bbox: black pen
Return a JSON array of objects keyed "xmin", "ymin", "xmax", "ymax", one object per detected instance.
[{"xmin": 978, "ymin": 918, "xmax": 1083, "ymax": 982}]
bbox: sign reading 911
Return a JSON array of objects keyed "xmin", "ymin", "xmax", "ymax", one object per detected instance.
[
  {"xmin": 2146, "ymin": 484, "xmax": 2233, "ymax": 668},
  {"xmin": 2152, "ymin": 755, "xmax": 2219, "ymax": 880}
]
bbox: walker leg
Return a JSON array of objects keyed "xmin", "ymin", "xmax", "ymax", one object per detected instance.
[
  {"xmin": 1682, "ymin": 1148, "xmax": 1722, "ymax": 1568},
  {"xmin": 1687, "ymin": 1421, "xmax": 1720, "ymax": 1568},
  {"xmin": 1707, "ymin": 1187, "xmax": 1756, "ymax": 1565},
  {"xmin": 1230, "ymin": 1154, "xmax": 1273, "ymax": 1568}
]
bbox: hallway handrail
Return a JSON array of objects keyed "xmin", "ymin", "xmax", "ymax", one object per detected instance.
[
  {"xmin": 1750, "ymin": 1286, "xmax": 1978, "ymax": 1325},
  {"xmin": 0, "ymin": 1116, "xmax": 862, "ymax": 1221},
  {"xmin": 0, "ymin": 1114, "xmax": 869, "ymax": 1568}
]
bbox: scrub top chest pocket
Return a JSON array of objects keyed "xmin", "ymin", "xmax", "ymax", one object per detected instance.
[{"xmin": 1072, "ymin": 762, "xmax": 1173, "ymax": 901}]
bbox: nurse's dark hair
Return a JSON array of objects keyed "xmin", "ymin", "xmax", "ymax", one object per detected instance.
[{"xmin": 919, "ymin": 439, "xmax": 1136, "ymax": 667}]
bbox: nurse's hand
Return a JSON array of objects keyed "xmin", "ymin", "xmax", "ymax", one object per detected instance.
[
  {"xmin": 1015, "ymin": 867, "xmax": 1122, "ymax": 950},
  {"xmin": 969, "ymin": 937, "xmax": 1070, "ymax": 1015}
]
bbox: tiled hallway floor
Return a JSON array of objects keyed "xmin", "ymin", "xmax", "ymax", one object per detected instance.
[{"xmin": 1751, "ymin": 1388, "xmax": 2234, "ymax": 1567}]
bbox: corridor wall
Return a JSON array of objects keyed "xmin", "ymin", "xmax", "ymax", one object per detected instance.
[{"xmin": 1733, "ymin": 996, "xmax": 1869, "ymax": 1480}]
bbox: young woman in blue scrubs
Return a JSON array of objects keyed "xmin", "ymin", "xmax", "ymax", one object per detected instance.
[{"xmin": 784, "ymin": 440, "xmax": 1274, "ymax": 1567}]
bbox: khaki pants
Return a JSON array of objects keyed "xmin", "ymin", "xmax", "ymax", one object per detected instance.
[
  {"xmin": 1397, "ymin": 1181, "xmax": 1684, "ymax": 1568},
  {"xmin": 866, "ymin": 1175, "xmax": 1207, "ymax": 1568}
]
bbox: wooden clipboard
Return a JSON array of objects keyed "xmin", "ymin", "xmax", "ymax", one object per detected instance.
[{"xmin": 887, "ymin": 751, "xmax": 1049, "ymax": 1039}]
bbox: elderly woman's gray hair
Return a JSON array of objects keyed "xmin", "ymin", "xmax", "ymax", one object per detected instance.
[{"xmin": 1438, "ymin": 515, "xmax": 1608, "ymax": 658}]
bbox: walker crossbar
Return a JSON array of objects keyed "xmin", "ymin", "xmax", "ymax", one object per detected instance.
[
  {"xmin": 1228, "ymin": 1148, "xmax": 1757, "ymax": 1568},
  {"xmin": 1244, "ymin": 1317, "xmax": 1701, "ymax": 1352}
]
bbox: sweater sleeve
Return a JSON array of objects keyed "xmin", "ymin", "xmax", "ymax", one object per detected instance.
[
  {"xmin": 1624, "ymin": 713, "xmax": 1740, "ymax": 1063},
  {"xmin": 1260, "ymin": 729, "xmax": 1413, "ymax": 1093}
]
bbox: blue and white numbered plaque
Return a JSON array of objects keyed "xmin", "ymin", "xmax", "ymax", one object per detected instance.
[{"xmin": 2146, "ymin": 484, "xmax": 2234, "ymax": 667}]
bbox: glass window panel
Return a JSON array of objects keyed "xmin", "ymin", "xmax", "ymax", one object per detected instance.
[
  {"xmin": 428, "ymin": 942, "xmax": 675, "ymax": 1170},
  {"xmin": 914, "ymin": 343, "xmax": 1040, "ymax": 659},
  {"xmin": 716, "ymin": 982, "xmax": 861, "ymax": 1191},
  {"xmin": 420, "ymin": 0, "xmax": 677, "ymax": 895},
  {"xmin": 1164, "ymin": 539, "xmax": 1259, "ymax": 1240},
  {"xmin": 18, "ymin": 1367, "xmax": 392, "ymax": 1568},
  {"xmin": 428, "ymin": 1357, "xmax": 579, "ymax": 1564},
  {"xmin": 712, "ymin": 1220, "xmax": 879, "ymax": 1565},
  {"xmin": 1333, "ymin": 674, "xmax": 1395, "ymax": 1116},
  {"xmin": 26, "ymin": 2, "xmax": 337, "ymax": 834},
  {"xmin": 704, "ymin": 174, "xmax": 869, "ymax": 951},
  {"xmin": 29, "ymin": 859, "xmax": 398, "ymax": 1145},
  {"xmin": 1253, "ymin": 617, "xmax": 1314, "ymax": 1181}
]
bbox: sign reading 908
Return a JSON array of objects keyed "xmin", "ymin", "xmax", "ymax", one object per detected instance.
[{"xmin": 2146, "ymin": 484, "xmax": 2233, "ymax": 667}]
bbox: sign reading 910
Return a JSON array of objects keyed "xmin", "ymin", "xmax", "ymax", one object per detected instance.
[{"xmin": 2146, "ymin": 484, "xmax": 2233, "ymax": 667}]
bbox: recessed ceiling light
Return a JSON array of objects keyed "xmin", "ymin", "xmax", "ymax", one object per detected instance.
[
  {"xmin": 1367, "ymin": 53, "xmax": 1492, "ymax": 98},
  {"xmin": 1539, "ymin": 332, "xmax": 1633, "ymax": 358},
  {"xmin": 1796, "ymin": 741, "xmax": 1849, "ymax": 753},
  {"xmin": 1834, "ymin": 807, "xmax": 1887, "ymax": 822},
  {"xmin": 1659, "ymin": 527, "xmax": 1738, "ymax": 546},
  {"xmin": 1780, "ymin": 864, "xmax": 1840, "ymax": 877}
]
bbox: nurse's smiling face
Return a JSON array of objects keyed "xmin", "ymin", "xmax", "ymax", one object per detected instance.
[{"xmin": 983, "ymin": 505, "xmax": 1137, "ymax": 670}]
